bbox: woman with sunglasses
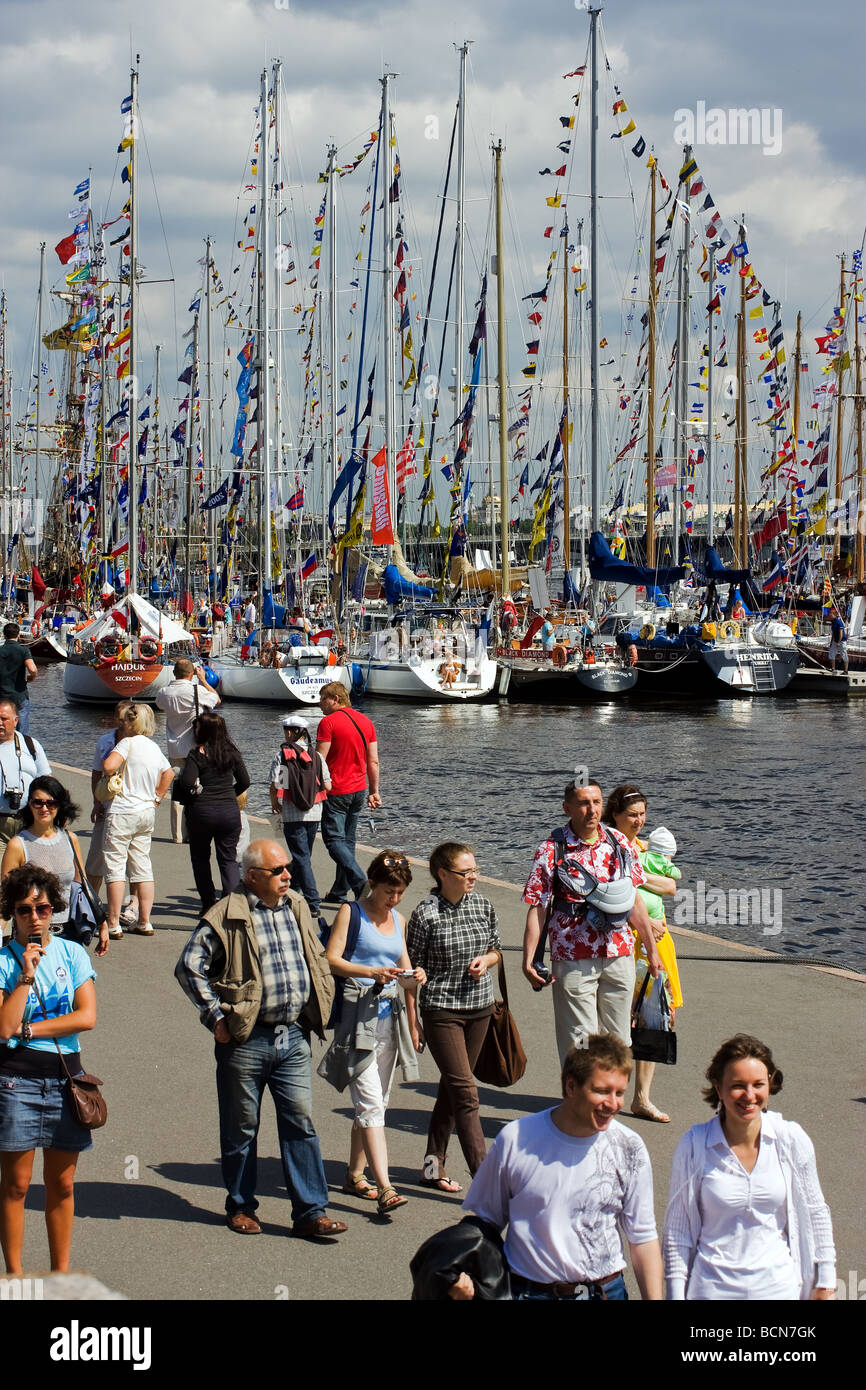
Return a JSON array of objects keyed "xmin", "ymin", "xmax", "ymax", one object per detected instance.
[
  {"xmin": 407, "ymin": 843, "xmax": 501, "ymax": 1194},
  {"xmin": 0, "ymin": 864, "xmax": 98, "ymax": 1274},
  {"xmin": 321, "ymin": 850, "xmax": 425, "ymax": 1215},
  {"xmin": 1, "ymin": 778, "xmax": 108, "ymax": 956}
]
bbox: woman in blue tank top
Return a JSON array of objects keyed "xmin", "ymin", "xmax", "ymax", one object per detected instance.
[{"xmin": 324, "ymin": 850, "xmax": 425, "ymax": 1215}]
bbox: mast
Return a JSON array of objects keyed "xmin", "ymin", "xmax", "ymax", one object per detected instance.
[
  {"xmin": 153, "ymin": 342, "xmax": 161, "ymax": 578},
  {"xmin": 562, "ymin": 214, "xmax": 570, "ymax": 573},
  {"xmin": 706, "ymin": 245, "xmax": 716, "ymax": 548},
  {"xmin": 35, "ymin": 243, "xmax": 45, "ymax": 517},
  {"xmin": 576, "ymin": 217, "xmax": 586, "ymax": 577},
  {"xmin": 834, "ymin": 256, "xmax": 846, "ymax": 565},
  {"xmin": 0, "ymin": 294, "xmax": 9, "ymax": 564},
  {"xmin": 128, "ymin": 59, "xmax": 139, "ymax": 593},
  {"xmin": 454, "ymin": 42, "xmax": 471, "ymax": 452},
  {"xmin": 855, "ymin": 279, "xmax": 864, "ymax": 584},
  {"xmin": 674, "ymin": 248, "xmax": 684, "ymax": 561},
  {"xmin": 272, "ymin": 59, "xmax": 283, "ymax": 584},
  {"xmin": 184, "ymin": 314, "xmax": 199, "ymax": 607},
  {"xmin": 204, "ymin": 235, "xmax": 215, "ymax": 593},
  {"xmin": 259, "ymin": 69, "xmax": 273, "ymax": 607},
  {"xmin": 327, "ymin": 143, "xmax": 339, "ymax": 501},
  {"xmin": 646, "ymin": 161, "xmax": 657, "ymax": 567},
  {"xmin": 588, "ymin": 6, "xmax": 601, "ymax": 533},
  {"xmin": 792, "ymin": 311, "xmax": 802, "ymax": 470},
  {"xmin": 381, "ymin": 72, "xmax": 397, "ymax": 536},
  {"xmin": 97, "ymin": 231, "xmax": 109, "ymax": 576},
  {"xmin": 735, "ymin": 223, "xmax": 748, "ymax": 568},
  {"xmin": 734, "ymin": 305, "xmax": 744, "ymax": 565},
  {"xmin": 494, "ymin": 140, "xmax": 509, "ymax": 596},
  {"xmin": 678, "ymin": 171, "xmax": 691, "ymax": 562}
]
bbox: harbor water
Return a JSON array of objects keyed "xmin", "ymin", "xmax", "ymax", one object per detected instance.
[{"xmin": 37, "ymin": 664, "xmax": 866, "ymax": 971}]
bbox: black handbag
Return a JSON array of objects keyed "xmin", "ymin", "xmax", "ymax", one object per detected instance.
[{"xmin": 630, "ymin": 970, "xmax": 677, "ymax": 1065}]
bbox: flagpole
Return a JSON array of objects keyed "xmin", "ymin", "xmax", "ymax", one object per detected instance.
[
  {"xmin": 260, "ymin": 69, "xmax": 273, "ymax": 619},
  {"xmin": 184, "ymin": 313, "xmax": 199, "ymax": 611},
  {"xmin": 588, "ymin": 6, "xmax": 601, "ymax": 535},
  {"xmin": 455, "ymin": 42, "xmax": 471, "ymax": 472},
  {"xmin": 834, "ymin": 256, "xmax": 846, "ymax": 566},
  {"xmin": 35, "ymin": 243, "xmax": 45, "ymax": 537},
  {"xmin": 494, "ymin": 140, "xmax": 510, "ymax": 597},
  {"xmin": 706, "ymin": 244, "xmax": 716, "ymax": 549}
]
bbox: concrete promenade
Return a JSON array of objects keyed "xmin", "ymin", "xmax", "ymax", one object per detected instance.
[{"xmin": 24, "ymin": 755, "xmax": 866, "ymax": 1301}]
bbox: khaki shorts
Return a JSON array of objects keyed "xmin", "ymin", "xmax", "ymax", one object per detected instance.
[{"xmin": 103, "ymin": 806, "xmax": 156, "ymax": 884}]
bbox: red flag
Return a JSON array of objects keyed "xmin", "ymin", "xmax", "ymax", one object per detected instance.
[
  {"xmin": 395, "ymin": 433, "xmax": 417, "ymax": 494},
  {"xmin": 31, "ymin": 565, "xmax": 47, "ymax": 599},
  {"xmin": 527, "ymin": 312, "xmax": 542, "ymax": 325},
  {"xmin": 370, "ymin": 447, "xmax": 394, "ymax": 544},
  {"xmin": 110, "ymin": 607, "xmax": 128, "ymax": 630},
  {"xmin": 55, "ymin": 234, "xmax": 78, "ymax": 265}
]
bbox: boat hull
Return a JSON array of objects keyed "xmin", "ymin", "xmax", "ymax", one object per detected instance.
[
  {"xmin": 634, "ymin": 644, "xmax": 799, "ymax": 696},
  {"xmin": 212, "ymin": 658, "xmax": 351, "ymax": 705},
  {"xmin": 64, "ymin": 659, "xmax": 173, "ymax": 704},
  {"xmin": 356, "ymin": 657, "xmax": 498, "ymax": 702},
  {"xmin": 503, "ymin": 660, "xmax": 637, "ymax": 702},
  {"xmin": 25, "ymin": 634, "xmax": 67, "ymax": 664}
]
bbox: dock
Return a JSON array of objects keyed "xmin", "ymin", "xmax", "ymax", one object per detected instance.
[{"xmin": 28, "ymin": 753, "xmax": 866, "ymax": 1301}]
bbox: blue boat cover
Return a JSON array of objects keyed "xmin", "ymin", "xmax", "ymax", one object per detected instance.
[
  {"xmin": 589, "ymin": 532, "xmax": 685, "ymax": 586},
  {"xmin": 383, "ymin": 564, "xmax": 434, "ymax": 605}
]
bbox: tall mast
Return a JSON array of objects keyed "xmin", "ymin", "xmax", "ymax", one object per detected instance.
[
  {"xmin": 184, "ymin": 314, "xmax": 199, "ymax": 606},
  {"xmin": 673, "ymin": 249, "xmax": 684, "ymax": 561},
  {"xmin": 494, "ymin": 140, "xmax": 509, "ymax": 596},
  {"xmin": 734, "ymin": 305, "xmax": 745, "ymax": 565},
  {"xmin": 327, "ymin": 142, "xmax": 339, "ymax": 502},
  {"xmin": 792, "ymin": 311, "xmax": 802, "ymax": 470},
  {"xmin": 834, "ymin": 256, "xmax": 846, "ymax": 565},
  {"xmin": 381, "ymin": 72, "xmax": 397, "ymax": 534},
  {"xmin": 0, "ymin": 293, "xmax": 8, "ymax": 563},
  {"xmin": 153, "ymin": 342, "xmax": 161, "ymax": 577},
  {"xmin": 646, "ymin": 161, "xmax": 657, "ymax": 567},
  {"xmin": 736, "ymin": 223, "xmax": 748, "ymax": 567},
  {"xmin": 677, "ymin": 165, "xmax": 691, "ymax": 561},
  {"xmin": 204, "ymin": 236, "xmax": 215, "ymax": 592},
  {"xmin": 855, "ymin": 278, "xmax": 864, "ymax": 584},
  {"xmin": 259, "ymin": 70, "xmax": 273, "ymax": 603},
  {"xmin": 706, "ymin": 245, "xmax": 716, "ymax": 548},
  {"xmin": 35, "ymin": 243, "xmax": 45, "ymax": 513},
  {"xmin": 562, "ymin": 215, "xmax": 570, "ymax": 573},
  {"xmin": 455, "ymin": 42, "xmax": 471, "ymax": 449},
  {"xmin": 272, "ymin": 59, "xmax": 283, "ymax": 575},
  {"xmin": 97, "ymin": 231, "xmax": 109, "ymax": 573},
  {"xmin": 588, "ymin": 6, "xmax": 601, "ymax": 532},
  {"xmin": 576, "ymin": 217, "xmax": 586, "ymax": 576},
  {"xmin": 128, "ymin": 59, "xmax": 139, "ymax": 593}
]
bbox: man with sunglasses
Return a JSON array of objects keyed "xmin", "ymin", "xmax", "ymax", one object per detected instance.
[
  {"xmin": 175, "ymin": 838, "xmax": 345, "ymax": 1240},
  {"xmin": 0, "ymin": 700, "xmax": 51, "ymax": 845}
]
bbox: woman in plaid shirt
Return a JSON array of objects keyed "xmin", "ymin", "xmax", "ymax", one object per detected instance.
[{"xmin": 407, "ymin": 843, "xmax": 501, "ymax": 1192}]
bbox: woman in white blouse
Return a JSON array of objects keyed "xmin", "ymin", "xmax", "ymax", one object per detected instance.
[{"xmin": 663, "ymin": 1034, "xmax": 835, "ymax": 1300}]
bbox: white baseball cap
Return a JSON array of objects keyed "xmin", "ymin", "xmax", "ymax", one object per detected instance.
[{"xmin": 281, "ymin": 714, "xmax": 309, "ymax": 732}]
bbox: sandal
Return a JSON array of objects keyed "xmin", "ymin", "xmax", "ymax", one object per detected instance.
[
  {"xmin": 131, "ymin": 922, "xmax": 155, "ymax": 936},
  {"xmin": 630, "ymin": 1103, "xmax": 671, "ymax": 1123},
  {"xmin": 419, "ymin": 1175, "xmax": 463, "ymax": 1194},
  {"xmin": 341, "ymin": 1172, "xmax": 379, "ymax": 1201},
  {"xmin": 377, "ymin": 1185, "xmax": 408, "ymax": 1215}
]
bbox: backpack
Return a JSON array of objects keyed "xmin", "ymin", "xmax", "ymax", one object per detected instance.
[
  {"xmin": 320, "ymin": 900, "xmax": 362, "ymax": 1028},
  {"xmin": 279, "ymin": 745, "xmax": 326, "ymax": 813},
  {"xmin": 532, "ymin": 825, "xmax": 632, "ymax": 974}
]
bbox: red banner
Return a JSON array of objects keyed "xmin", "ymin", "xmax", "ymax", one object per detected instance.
[{"xmin": 370, "ymin": 446, "xmax": 394, "ymax": 545}]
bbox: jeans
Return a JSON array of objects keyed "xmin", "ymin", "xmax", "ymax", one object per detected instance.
[
  {"xmin": 320, "ymin": 789, "xmax": 367, "ymax": 900},
  {"xmin": 187, "ymin": 800, "xmax": 241, "ymax": 910},
  {"xmin": 215, "ymin": 1022, "xmax": 329, "ymax": 1223},
  {"xmin": 511, "ymin": 1272, "xmax": 628, "ymax": 1301},
  {"xmin": 282, "ymin": 821, "xmax": 322, "ymax": 915},
  {"xmin": 16, "ymin": 700, "xmax": 30, "ymax": 735}
]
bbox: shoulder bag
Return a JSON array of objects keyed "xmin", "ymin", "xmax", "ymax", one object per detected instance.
[
  {"xmin": 62, "ymin": 832, "xmax": 107, "ymax": 946},
  {"xmin": 473, "ymin": 955, "xmax": 527, "ymax": 1087},
  {"xmin": 9, "ymin": 945, "xmax": 107, "ymax": 1129},
  {"xmin": 94, "ymin": 743, "xmax": 129, "ymax": 804}
]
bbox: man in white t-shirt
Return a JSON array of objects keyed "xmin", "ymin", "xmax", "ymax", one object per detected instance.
[
  {"xmin": 155, "ymin": 659, "xmax": 220, "ymax": 843},
  {"xmin": 452, "ymin": 1035, "xmax": 663, "ymax": 1301},
  {"xmin": 243, "ymin": 598, "xmax": 257, "ymax": 634}
]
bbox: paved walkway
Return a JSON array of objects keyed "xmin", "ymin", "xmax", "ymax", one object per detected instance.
[{"xmin": 27, "ymin": 756, "xmax": 866, "ymax": 1300}]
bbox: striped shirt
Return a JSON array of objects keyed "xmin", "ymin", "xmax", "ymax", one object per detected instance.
[
  {"xmin": 407, "ymin": 890, "xmax": 501, "ymax": 1014},
  {"xmin": 177, "ymin": 890, "xmax": 311, "ymax": 1032}
]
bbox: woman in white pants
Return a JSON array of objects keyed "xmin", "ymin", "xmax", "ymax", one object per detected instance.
[{"xmin": 101, "ymin": 704, "xmax": 174, "ymax": 939}]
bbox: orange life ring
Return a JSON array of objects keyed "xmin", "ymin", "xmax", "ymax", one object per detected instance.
[
  {"xmin": 551, "ymin": 642, "xmax": 568, "ymax": 667},
  {"xmin": 96, "ymin": 636, "xmax": 121, "ymax": 666},
  {"xmin": 31, "ymin": 620, "xmax": 40, "ymax": 638},
  {"xmin": 140, "ymin": 639, "xmax": 161, "ymax": 664}
]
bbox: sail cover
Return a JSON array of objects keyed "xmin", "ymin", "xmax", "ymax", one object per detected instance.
[
  {"xmin": 382, "ymin": 564, "xmax": 434, "ymax": 605},
  {"xmin": 589, "ymin": 531, "xmax": 684, "ymax": 586}
]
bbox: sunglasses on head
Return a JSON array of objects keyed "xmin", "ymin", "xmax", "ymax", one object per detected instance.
[{"xmin": 382, "ymin": 855, "xmax": 409, "ymax": 869}]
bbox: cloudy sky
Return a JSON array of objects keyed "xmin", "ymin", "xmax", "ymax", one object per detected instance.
[{"xmin": 1, "ymin": 0, "xmax": 863, "ymax": 513}]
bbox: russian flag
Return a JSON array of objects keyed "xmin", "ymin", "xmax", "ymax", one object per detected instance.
[
  {"xmin": 761, "ymin": 553, "xmax": 788, "ymax": 593},
  {"xmin": 300, "ymin": 553, "xmax": 318, "ymax": 581}
]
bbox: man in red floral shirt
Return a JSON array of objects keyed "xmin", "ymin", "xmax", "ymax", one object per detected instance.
[{"xmin": 522, "ymin": 779, "xmax": 661, "ymax": 1063}]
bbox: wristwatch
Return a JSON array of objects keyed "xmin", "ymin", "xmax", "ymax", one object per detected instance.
[
  {"xmin": 17, "ymin": 973, "xmax": 35, "ymax": 988},
  {"xmin": 21, "ymin": 1020, "xmax": 32, "ymax": 1043}
]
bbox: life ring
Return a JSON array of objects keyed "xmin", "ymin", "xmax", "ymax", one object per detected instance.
[
  {"xmin": 639, "ymin": 623, "xmax": 656, "ymax": 640},
  {"xmin": 719, "ymin": 620, "xmax": 740, "ymax": 640},
  {"xmin": 31, "ymin": 620, "xmax": 40, "ymax": 638},
  {"xmin": 139, "ymin": 639, "xmax": 161, "ymax": 664},
  {"xmin": 551, "ymin": 642, "xmax": 568, "ymax": 667},
  {"xmin": 96, "ymin": 636, "xmax": 121, "ymax": 666}
]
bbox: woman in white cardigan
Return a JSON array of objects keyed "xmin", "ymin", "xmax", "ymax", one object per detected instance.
[{"xmin": 663, "ymin": 1034, "xmax": 835, "ymax": 1300}]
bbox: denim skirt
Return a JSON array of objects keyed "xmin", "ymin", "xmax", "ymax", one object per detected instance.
[{"xmin": 0, "ymin": 1074, "xmax": 93, "ymax": 1153}]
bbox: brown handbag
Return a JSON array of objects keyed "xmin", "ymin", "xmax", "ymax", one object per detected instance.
[
  {"xmin": 20, "ymin": 953, "xmax": 108, "ymax": 1131},
  {"xmin": 473, "ymin": 955, "xmax": 527, "ymax": 1088}
]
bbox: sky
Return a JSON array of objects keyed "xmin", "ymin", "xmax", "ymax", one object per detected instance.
[{"xmin": 0, "ymin": 0, "xmax": 863, "ymax": 517}]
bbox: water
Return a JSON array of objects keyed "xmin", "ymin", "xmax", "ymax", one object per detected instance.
[{"xmin": 35, "ymin": 666, "xmax": 866, "ymax": 969}]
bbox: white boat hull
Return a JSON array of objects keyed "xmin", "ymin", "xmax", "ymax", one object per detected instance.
[
  {"xmin": 213, "ymin": 656, "xmax": 351, "ymax": 705},
  {"xmin": 355, "ymin": 655, "xmax": 498, "ymax": 702}
]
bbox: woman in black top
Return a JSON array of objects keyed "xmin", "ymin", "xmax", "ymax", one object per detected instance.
[{"xmin": 177, "ymin": 712, "xmax": 250, "ymax": 911}]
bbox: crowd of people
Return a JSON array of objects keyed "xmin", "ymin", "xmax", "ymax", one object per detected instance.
[{"xmin": 0, "ymin": 659, "xmax": 838, "ymax": 1300}]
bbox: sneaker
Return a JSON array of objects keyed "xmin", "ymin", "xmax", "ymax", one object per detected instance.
[{"xmin": 131, "ymin": 922, "xmax": 155, "ymax": 936}]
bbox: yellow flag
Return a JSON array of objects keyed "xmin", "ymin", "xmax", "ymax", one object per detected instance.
[
  {"xmin": 546, "ymin": 195, "xmax": 562, "ymax": 208},
  {"xmin": 748, "ymin": 305, "xmax": 763, "ymax": 319},
  {"xmin": 620, "ymin": 119, "xmax": 636, "ymax": 135},
  {"xmin": 530, "ymin": 482, "xmax": 551, "ymax": 551}
]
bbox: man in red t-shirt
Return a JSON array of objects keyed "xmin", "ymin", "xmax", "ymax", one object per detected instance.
[{"xmin": 315, "ymin": 682, "xmax": 381, "ymax": 905}]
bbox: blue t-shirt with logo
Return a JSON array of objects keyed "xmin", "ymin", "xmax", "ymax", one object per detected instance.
[{"xmin": 0, "ymin": 937, "xmax": 96, "ymax": 1054}]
